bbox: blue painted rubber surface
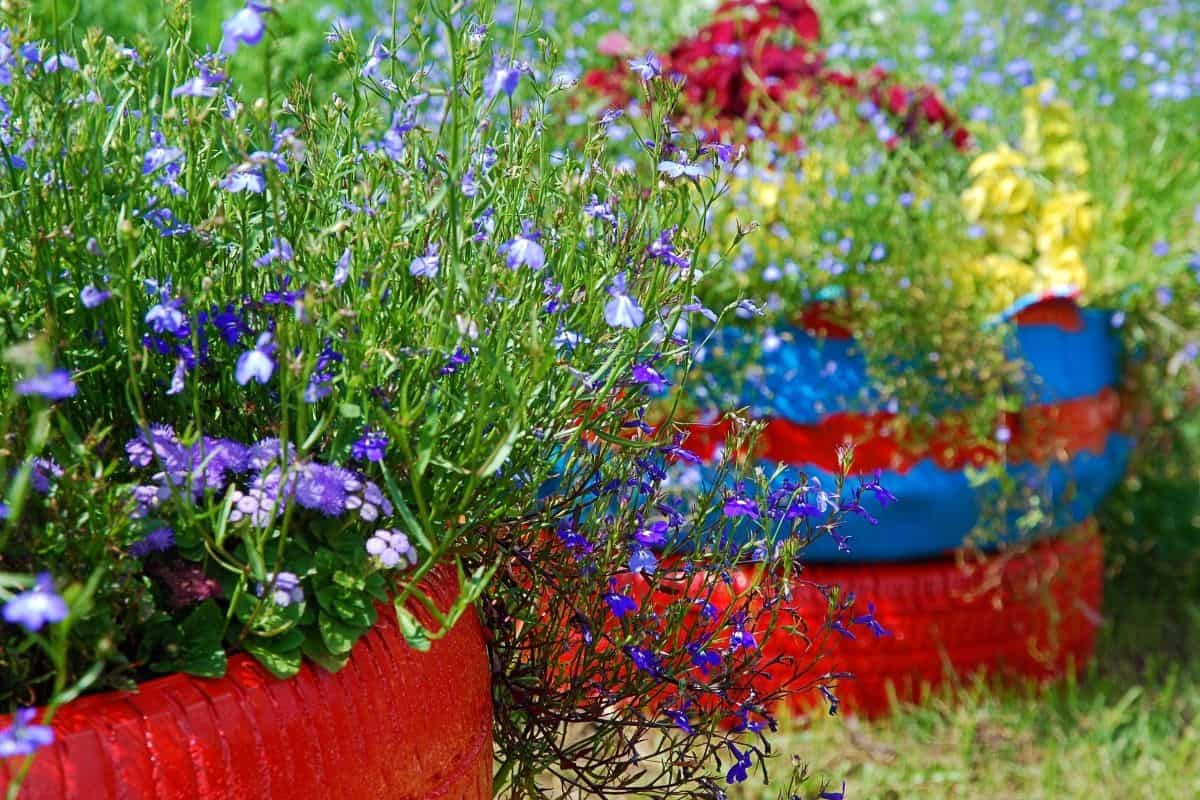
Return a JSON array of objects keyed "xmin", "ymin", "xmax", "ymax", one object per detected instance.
[
  {"xmin": 741, "ymin": 433, "xmax": 1132, "ymax": 562},
  {"xmin": 692, "ymin": 309, "xmax": 1121, "ymax": 424}
]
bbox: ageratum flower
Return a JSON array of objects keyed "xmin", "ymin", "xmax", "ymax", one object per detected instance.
[
  {"xmin": 365, "ymin": 529, "xmax": 416, "ymax": 568},
  {"xmin": 259, "ymin": 571, "xmax": 303, "ymax": 607},
  {"xmin": 130, "ymin": 527, "xmax": 176, "ymax": 557},
  {"xmin": 2, "ymin": 573, "xmax": 68, "ymax": 632},
  {"xmin": 0, "ymin": 709, "xmax": 54, "ymax": 758}
]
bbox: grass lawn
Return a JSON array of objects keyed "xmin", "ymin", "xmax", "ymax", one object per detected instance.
[{"xmin": 738, "ymin": 528, "xmax": 1200, "ymax": 800}]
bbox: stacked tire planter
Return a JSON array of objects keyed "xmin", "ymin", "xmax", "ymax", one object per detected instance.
[
  {"xmin": 0, "ymin": 567, "xmax": 493, "ymax": 800},
  {"xmin": 685, "ymin": 294, "xmax": 1130, "ymax": 716}
]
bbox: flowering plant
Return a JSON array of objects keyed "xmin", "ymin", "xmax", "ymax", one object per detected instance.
[{"xmin": 0, "ymin": 2, "xmax": 868, "ymax": 797}]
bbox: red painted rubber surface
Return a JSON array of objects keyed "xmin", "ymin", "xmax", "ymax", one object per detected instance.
[
  {"xmin": 0, "ymin": 567, "xmax": 493, "ymax": 800},
  {"xmin": 752, "ymin": 523, "xmax": 1104, "ymax": 716}
]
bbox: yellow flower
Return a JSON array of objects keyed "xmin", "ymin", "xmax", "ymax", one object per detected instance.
[
  {"xmin": 970, "ymin": 254, "xmax": 1036, "ymax": 311},
  {"xmin": 967, "ymin": 144, "xmax": 1028, "ymax": 178},
  {"xmin": 1034, "ymin": 246, "xmax": 1089, "ymax": 291},
  {"xmin": 987, "ymin": 219, "xmax": 1035, "ymax": 260},
  {"xmin": 1036, "ymin": 191, "xmax": 1094, "ymax": 255}
]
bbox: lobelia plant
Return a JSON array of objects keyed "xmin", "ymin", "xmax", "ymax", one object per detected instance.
[{"xmin": 0, "ymin": 1, "xmax": 872, "ymax": 797}]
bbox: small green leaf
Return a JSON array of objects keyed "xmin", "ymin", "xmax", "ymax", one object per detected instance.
[
  {"xmin": 394, "ymin": 603, "xmax": 431, "ymax": 652},
  {"xmin": 244, "ymin": 639, "xmax": 302, "ymax": 679},
  {"xmin": 339, "ymin": 402, "xmax": 362, "ymax": 419},
  {"xmin": 302, "ymin": 630, "xmax": 351, "ymax": 673},
  {"xmin": 319, "ymin": 611, "xmax": 361, "ymax": 655}
]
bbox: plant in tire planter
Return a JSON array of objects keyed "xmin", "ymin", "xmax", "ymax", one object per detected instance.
[
  {"xmin": 584, "ymin": 3, "xmax": 1136, "ymax": 556},
  {"xmin": 0, "ymin": 3, "xmax": 865, "ymax": 798}
]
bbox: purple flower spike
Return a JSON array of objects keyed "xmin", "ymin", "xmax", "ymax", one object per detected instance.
[
  {"xmin": 3, "ymin": 573, "xmax": 68, "ymax": 632},
  {"xmin": 0, "ymin": 709, "xmax": 54, "ymax": 758}
]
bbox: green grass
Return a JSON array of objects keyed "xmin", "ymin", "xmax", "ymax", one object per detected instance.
[{"xmin": 738, "ymin": 533, "xmax": 1200, "ymax": 800}]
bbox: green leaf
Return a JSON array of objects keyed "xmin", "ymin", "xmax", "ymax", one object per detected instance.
[
  {"xmin": 332, "ymin": 592, "xmax": 376, "ymax": 628},
  {"xmin": 176, "ymin": 601, "xmax": 227, "ymax": 677},
  {"xmin": 244, "ymin": 638, "xmax": 302, "ymax": 679},
  {"xmin": 319, "ymin": 611, "xmax": 362, "ymax": 655},
  {"xmin": 302, "ymin": 630, "xmax": 351, "ymax": 673},
  {"xmin": 339, "ymin": 402, "xmax": 362, "ymax": 419},
  {"xmin": 394, "ymin": 603, "xmax": 431, "ymax": 652}
]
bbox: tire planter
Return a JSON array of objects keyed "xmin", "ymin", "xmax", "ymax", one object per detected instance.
[
  {"xmin": 625, "ymin": 521, "xmax": 1103, "ymax": 718},
  {"xmin": 686, "ymin": 294, "xmax": 1132, "ymax": 561},
  {"xmin": 0, "ymin": 567, "xmax": 492, "ymax": 800}
]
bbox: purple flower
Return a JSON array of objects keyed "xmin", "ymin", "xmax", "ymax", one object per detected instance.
[
  {"xmin": 220, "ymin": 167, "xmax": 266, "ymax": 194},
  {"xmin": 366, "ymin": 529, "xmax": 416, "ymax": 568},
  {"xmin": 15, "ymin": 370, "xmax": 76, "ymax": 402},
  {"xmin": 630, "ymin": 362, "xmax": 669, "ymax": 394},
  {"xmin": 623, "ymin": 645, "xmax": 663, "ymax": 677},
  {"xmin": 440, "ymin": 347, "xmax": 472, "ymax": 375},
  {"xmin": 852, "ymin": 602, "xmax": 891, "ymax": 638},
  {"xmin": 729, "ymin": 613, "xmax": 757, "ymax": 651},
  {"xmin": 646, "ymin": 228, "xmax": 690, "ymax": 270},
  {"xmin": 235, "ymin": 332, "xmax": 276, "ymax": 385},
  {"xmin": 485, "ymin": 60, "xmax": 524, "ymax": 99},
  {"xmin": 627, "ymin": 53, "xmax": 661, "ymax": 80},
  {"xmin": 258, "ymin": 571, "xmax": 303, "ymax": 607},
  {"xmin": 658, "ymin": 158, "xmax": 704, "ymax": 180},
  {"xmin": 628, "ymin": 548, "xmax": 657, "ymax": 575},
  {"xmin": 662, "ymin": 705, "xmax": 694, "ymax": 735},
  {"xmin": 603, "ymin": 582, "xmax": 637, "ymax": 618},
  {"xmin": 499, "ymin": 221, "xmax": 545, "ymax": 271},
  {"xmin": 45, "ymin": 53, "xmax": 79, "ymax": 73},
  {"xmin": 725, "ymin": 743, "xmax": 752, "ymax": 784},
  {"xmin": 130, "ymin": 527, "xmax": 176, "ymax": 557},
  {"xmin": 255, "ymin": 237, "xmax": 293, "ymax": 268},
  {"xmin": 819, "ymin": 781, "xmax": 847, "ymax": 800},
  {"xmin": 29, "ymin": 457, "xmax": 63, "ymax": 493},
  {"xmin": 722, "ymin": 494, "xmax": 759, "ymax": 520},
  {"xmin": 3, "ymin": 573, "xmax": 68, "ymax": 632},
  {"xmin": 334, "ymin": 248, "xmax": 351, "ymax": 286},
  {"xmin": 830, "ymin": 618, "xmax": 856, "ymax": 640},
  {"xmin": 409, "ymin": 244, "xmax": 439, "ymax": 279},
  {"xmin": 633, "ymin": 519, "xmax": 669, "ymax": 548},
  {"xmin": 80, "ymin": 284, "xmax": 111, "ymax": 308},
  {"xmin": 687, "ymin": 642, "xmax": 720, "ymax": 674},
  {"xmin": 379, "ymin": 113, "xmax": 414, "ymax": 162},
  {"xmin": 604, "ymin": 272, "xmax": 644, "ymax": 328},
  {"xmin": 172, "ymin": 75, "xmax": 220, "ymax": 98},
  {"xmin": 819, "ymin": 685, "xmax": 840, "ymax": 716},
  {"xmin": 0, "ymin": 709, "xmax": 54, "ymax": 758},
  {"xmin": 221, "ymin": 6, "xmax": 267, "ymax": 56},
  {"xmin": 351, "ymin": 427, "xmax": 389, "ymax": 462}
]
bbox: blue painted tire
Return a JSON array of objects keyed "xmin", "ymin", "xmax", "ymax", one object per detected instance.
[{"xmin": 688, "ymin": 298, "xmax": 1131, "ymax": 562}]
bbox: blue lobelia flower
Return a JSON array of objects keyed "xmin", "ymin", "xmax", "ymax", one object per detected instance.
[
  {"xmin": 409, "ymin": 244, "xmax": 440, "ymax": 279},
  {"xmin": 3, "ymin": 573, "xmax": 68, "ymax": 632},
  {"xmin": 221, "ymin": 5, "xmax": 267, "ymax": 56},
  {"xmin": 627, "ymin": 53, "xmax": 661, "ymax": 81},
  {"xmin": 80, "ymin": 284, "xmax": 111, "ymax": 308},
  {"xmin": 235, "ymin": 332, "xmax": 276, "ymax": 385},
  {"xmin": 604, "ymin": 272, "xmax": 644, "ymax": 328},
  {"xmin": 499, "ymin": 221, "xmax": 545, "ymax": 271},
  {"xmin": 0, "ymin": 709, "xmax": 54, "ymax": 758}
]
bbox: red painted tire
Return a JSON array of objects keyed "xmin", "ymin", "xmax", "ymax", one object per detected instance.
[
  {"xmin": 0, "ymin": 567, "xmax": 492, "ymax": 799},
  {"xmin": 756, "ymin": 521, "xmax": 1104, "ymax": 716}
]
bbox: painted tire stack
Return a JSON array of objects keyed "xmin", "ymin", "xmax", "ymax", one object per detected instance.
[{"xmin": 684, "ymin": 295, "xmax": 1129, "ymax": 715}]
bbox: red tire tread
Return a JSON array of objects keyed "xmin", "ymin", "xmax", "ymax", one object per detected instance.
[{"xmin": 0, "ymin": 567, "xmax": 493, "ymax": 800}]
